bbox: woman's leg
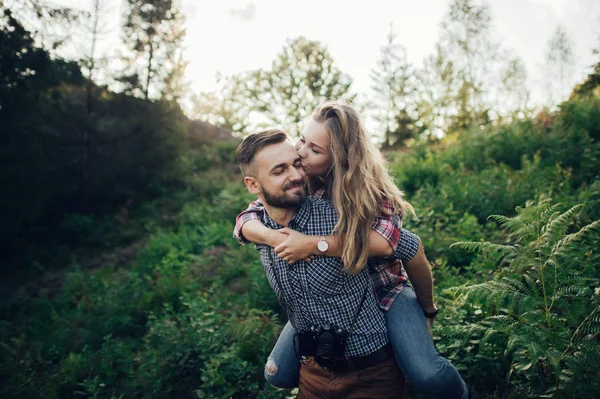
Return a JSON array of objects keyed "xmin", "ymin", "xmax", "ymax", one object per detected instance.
[
  {"xmin": 385, "ymin": 285, "xmax": 468, "ymax": 399},
  {"xmin": 264, "ymin": 321, "xmax": 301, "ymax": 388}
]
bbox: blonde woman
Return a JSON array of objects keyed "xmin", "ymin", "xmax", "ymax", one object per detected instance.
[{"xmin": 234, "ymin": 101, "xmax": 468, "ymax": 399}]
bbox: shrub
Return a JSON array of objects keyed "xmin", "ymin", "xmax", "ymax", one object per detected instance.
[{"xmin": 445, "ymin": 201, "xmax": 600, "ymax": 398}]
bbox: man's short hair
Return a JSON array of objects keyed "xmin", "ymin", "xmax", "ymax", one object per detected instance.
[{"xmin": 236, "ymin": 129, "xmax": 288, "ymax": 176}]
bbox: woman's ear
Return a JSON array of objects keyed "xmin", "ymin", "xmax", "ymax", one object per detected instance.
[{"xmin": 244, "ymin": 176, "xmax": 261, "ymax": 195}]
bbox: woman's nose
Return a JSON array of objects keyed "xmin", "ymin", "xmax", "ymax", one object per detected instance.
[{"xmin": 296, "ymin": 144, "xmax": 307, "ymax": 159}]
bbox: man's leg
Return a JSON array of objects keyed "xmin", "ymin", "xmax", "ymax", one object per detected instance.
[
  {"xmin": 298, "ymin": 353, "xmax": 405, "ymax": 399},
  {"xmin": 385, "ymin": 285, "xmax": 468, "ymax": 399},
  {"xmin": 264, "ymin": 321, "xmax": 301, "ymax": 388}
]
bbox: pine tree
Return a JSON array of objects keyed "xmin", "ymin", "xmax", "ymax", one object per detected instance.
[
  {"xmin": 119, "ymin": 0, "xmax": 186, "ymax": 100},
  {"xmin": 415, "ymin": 43, "xmax": 457, "ymax": 139},
  {"xmin": 439, "ymin": 0, "xmax": 501, "ymax": 130},
  {"xmin": 370, "ymin": 23, "xmax": 417, "ymax": 148},
  {"xmin": 544, "ymin": 25, "xmax": 574, "ymax": 107}
]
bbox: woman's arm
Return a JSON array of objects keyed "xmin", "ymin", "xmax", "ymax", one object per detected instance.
[
  {"xmin": 274, "ymin": 199, "xmax": 402, "ymax": 263},
  {"xmin": 233, "ymin": 199, "xmax": 265, "ymax": 244},
  {"xmin": 233, "ymin": 199, "xmax": 290, "ymax": 248},
  {"xmin": 274, "ymin": 229, "xmax": 392, "ymax": 263},
  {"xmin": 240, "ymin": 219, "xmax": 289, "ymax": 248},
  {"xmin": 394, "ymin": 231, "xmax": 436, "ymax": 338},
  {"xmin": 403, "ymin": 237, "xmax": 436, "ymax": 315}
]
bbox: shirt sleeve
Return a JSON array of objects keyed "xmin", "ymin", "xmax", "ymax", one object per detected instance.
[
  {"xmin": 393, "ymin": 228, "xmax": 420, "ymax": 261},
  {"xmin": 371, "ymin": 198, "xmax": 420, "ymax": 261},
  {"xmin": 233, "ymin": 199, "xmax": 265, "ymax": 245},
  {"xmin": 371, "ymin": 198, "xmax": 402, "ymax": 250}
]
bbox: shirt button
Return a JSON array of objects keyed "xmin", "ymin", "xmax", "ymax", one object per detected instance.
[{"xmin": 269, "ymin": 261, "xmax": 274, "ymax": 266}]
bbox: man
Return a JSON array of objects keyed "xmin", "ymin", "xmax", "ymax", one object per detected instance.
[{"xmin": 236, "ymin": 129, "xmax": 406, "ymax": 398}]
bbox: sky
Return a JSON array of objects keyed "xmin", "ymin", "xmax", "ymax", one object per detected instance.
[
  {"xmin": 183, "ymin": 0, "xmax": 599, "ymax": 102},
  {"xmin": 51, "ymin": 0, "xmax": 600, "ymax": 110}
]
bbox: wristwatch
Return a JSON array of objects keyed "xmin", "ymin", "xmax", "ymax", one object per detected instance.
[
  {"xmin": 423, "ymin": 308, "xmax": 438, "ymax": 319},
  {"xmin": 317, "ymin": 236, "xmax": 329, "ymax": 252}
]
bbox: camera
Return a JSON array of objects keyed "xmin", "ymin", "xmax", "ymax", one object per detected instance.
[{"xmin": 299, "ymin": 324, "xmax": 348, "ymax": 368}]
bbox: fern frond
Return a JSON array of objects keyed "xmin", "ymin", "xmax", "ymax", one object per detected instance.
[
  {"xmin": 541, "ymin": 204, "xmax": 585, "ymax": 244},
  {"xmin": 450, "ymin": 241, "xmax": 517, "ymax": 257},
  {"xmin": 576, "ymin": 305, "xmax": 600, "ymax": 338},
  {"xmin": 555, "ymin": 284, "xmax": 591, "ymax": 298},
  {"xmin": 552, "ymin": 220, "xmax": 600, "ymax": 254},
  {"xmin": 521, "ymin": 273, "xmax": 544, "ymax": 309},
  {"xmin": 539, "ymin": 202, "xmax": 566, "ymax": 224},
  {"xmin": 488, "ymin": 213, "xmax": 535, "ymax": 237}
]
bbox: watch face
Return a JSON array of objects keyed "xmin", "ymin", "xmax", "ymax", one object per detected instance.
[{"xmin": 317, "ymin": 239, "xmax": 328, "ymax": 252}]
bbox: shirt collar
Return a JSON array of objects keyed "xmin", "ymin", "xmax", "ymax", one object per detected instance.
[{"xmin": 262, "ymin": 198, "xmax": 313, "ymax": 232}]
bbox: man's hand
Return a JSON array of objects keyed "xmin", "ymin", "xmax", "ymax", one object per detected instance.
[
  {"xmin": 426, "ymin": 317, "xmax": 434, "ymax": 341},
  {"xmin": 274, "ymin": 228, "xmax": 315, "ymax": 264}
]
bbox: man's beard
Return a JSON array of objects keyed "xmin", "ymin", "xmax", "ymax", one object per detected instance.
[{"xmin": 262, "ymin": 181, "xmax": 308, "ymax": 208}]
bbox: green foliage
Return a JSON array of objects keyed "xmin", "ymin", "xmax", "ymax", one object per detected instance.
[
  {"xmin": 446, "ymin": 201, "xmax": 600, "ymax": 398},
  {"xmin": 0, "ymin": 180, "xmax": 289, "ymax": 398},
  {"xmin": 2, "ymin": 6, "xmax": 600, "ymax": 397},
  {"xmin": 0, "ymin": 9, "xmax": 196, "ymax": 281}
]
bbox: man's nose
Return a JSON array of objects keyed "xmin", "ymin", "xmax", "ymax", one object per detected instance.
[{"xmin": 290, "ymin": 165, "xmax": 305, "ymax": 181}]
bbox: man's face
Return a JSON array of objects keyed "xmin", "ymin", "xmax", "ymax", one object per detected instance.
[{"xmin": 250, "ymin": 140, "xmax": 308, "ymax": 208}]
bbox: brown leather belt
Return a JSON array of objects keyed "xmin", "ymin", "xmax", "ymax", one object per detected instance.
[{"xmin": 306, "ymin": 343, "xmax": 393, "ymax": 373}]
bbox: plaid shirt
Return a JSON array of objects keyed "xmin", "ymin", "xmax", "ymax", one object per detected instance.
[
  {"xmin": 233, "ymin": 190, "xmax": 420, "ymax": 311},
  {"xmin": 255, "ymin": 196, "xmax": 389, "ymax": 358}
]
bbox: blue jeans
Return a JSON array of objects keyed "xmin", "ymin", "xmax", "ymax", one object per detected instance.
[{"xmin": 264, "ymin": 286, "xmax": 468, "ymax": 399}]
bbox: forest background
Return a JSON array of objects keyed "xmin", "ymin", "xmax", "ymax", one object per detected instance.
[{"xmin": 1, "ymin": 0, "xmax": 599, "ymax": 398}]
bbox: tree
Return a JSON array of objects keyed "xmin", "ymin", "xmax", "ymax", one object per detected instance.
[
  {"xmin": 497, "ymin": 56, "xmax": 531, "ymax": 121},
  {"xmin": 0, "ymin": 8, "xmax": 86, "ymax": 256},
  {"xmin": 370, "ymin": 24, "xmax": 418, "ymax": 148},
  {"xmin": 246, "ymin": 36, "xmax": 355, "ymax": 136},
  {"xmin": 544, "ymin": 24, "xmax": 574, "ymax": 106},
  {"xmin": 2, "ymin": 0, "xmax": 85, "ymax": 55},
  {"xmin": 415, "ymin": 43, "xmax": 457, "ymax": 139},
  {"xmin": 119, "ymin": 0, "xmax": 187, "ymax": 100},
  {"xmin": 191, "ymin": 72, "xmax": 255, "ymax": 134},
  {"xmin": 439, "ymin": 0, "xmax": 501, "ymax": 129},
  {"xmin": 73, "ymin": 0, "xmax": 115, "ymax": 211}
]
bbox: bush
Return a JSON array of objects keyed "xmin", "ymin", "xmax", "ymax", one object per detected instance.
[{"xmin": 444, "ymin": 201, "xmax": 600, "ymax": 398}]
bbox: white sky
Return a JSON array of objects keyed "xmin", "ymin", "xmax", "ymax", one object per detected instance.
[
  {"xmin": 54, "ymin": 0, "xmax": 600, "ymax": 108},
  {"xmin": 183, "ymin": 0, "xmax": 599, "ymax": 101}
]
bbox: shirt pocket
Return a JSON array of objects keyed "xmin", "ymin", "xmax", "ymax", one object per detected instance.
[{"xmin": 306, "ymin": 256, "xmax": 348, "ymax": 298}]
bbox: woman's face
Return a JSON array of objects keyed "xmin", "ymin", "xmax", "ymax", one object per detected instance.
[{"xmin": 296, "ymin": 118, "xmax": 333, "ymax": 177}]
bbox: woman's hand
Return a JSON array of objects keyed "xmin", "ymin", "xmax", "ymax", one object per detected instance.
[{"xmin": 274, "ymin": 227, "xmax": 316, "ymax": 264}]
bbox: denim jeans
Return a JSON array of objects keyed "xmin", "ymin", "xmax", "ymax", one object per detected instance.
[{"xmin": 264, "ymin": 285, "xmax": 468, "ymax": 399}]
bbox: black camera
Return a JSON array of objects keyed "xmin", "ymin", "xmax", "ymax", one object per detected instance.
[{"xmin": 299, "ymin": 324, "xmax": 348, "ymax": 368}]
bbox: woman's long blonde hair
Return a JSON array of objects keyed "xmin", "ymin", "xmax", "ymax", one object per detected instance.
[{"xmin": 309, "ymin": 101, "xmax": 415, "ymax": 274}]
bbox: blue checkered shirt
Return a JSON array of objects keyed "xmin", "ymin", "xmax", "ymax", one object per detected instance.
[{"xmin": 256, "ymin": 196, "xmax": 389, "ymax": 359}]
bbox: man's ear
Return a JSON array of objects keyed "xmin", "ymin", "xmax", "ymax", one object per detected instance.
[{"xmin": 243, "ymin": 176, "xmax": 261, "ymax": 195}]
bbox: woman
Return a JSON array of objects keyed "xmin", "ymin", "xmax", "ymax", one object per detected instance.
[{"xmin": 234, "ymin": 101, "xmax": 468, "ymax": 399}]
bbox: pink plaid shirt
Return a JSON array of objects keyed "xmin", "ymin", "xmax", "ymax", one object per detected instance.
[{"xmin": 232, "ymin": 189, "xmax": 420, "ymax": 311}]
